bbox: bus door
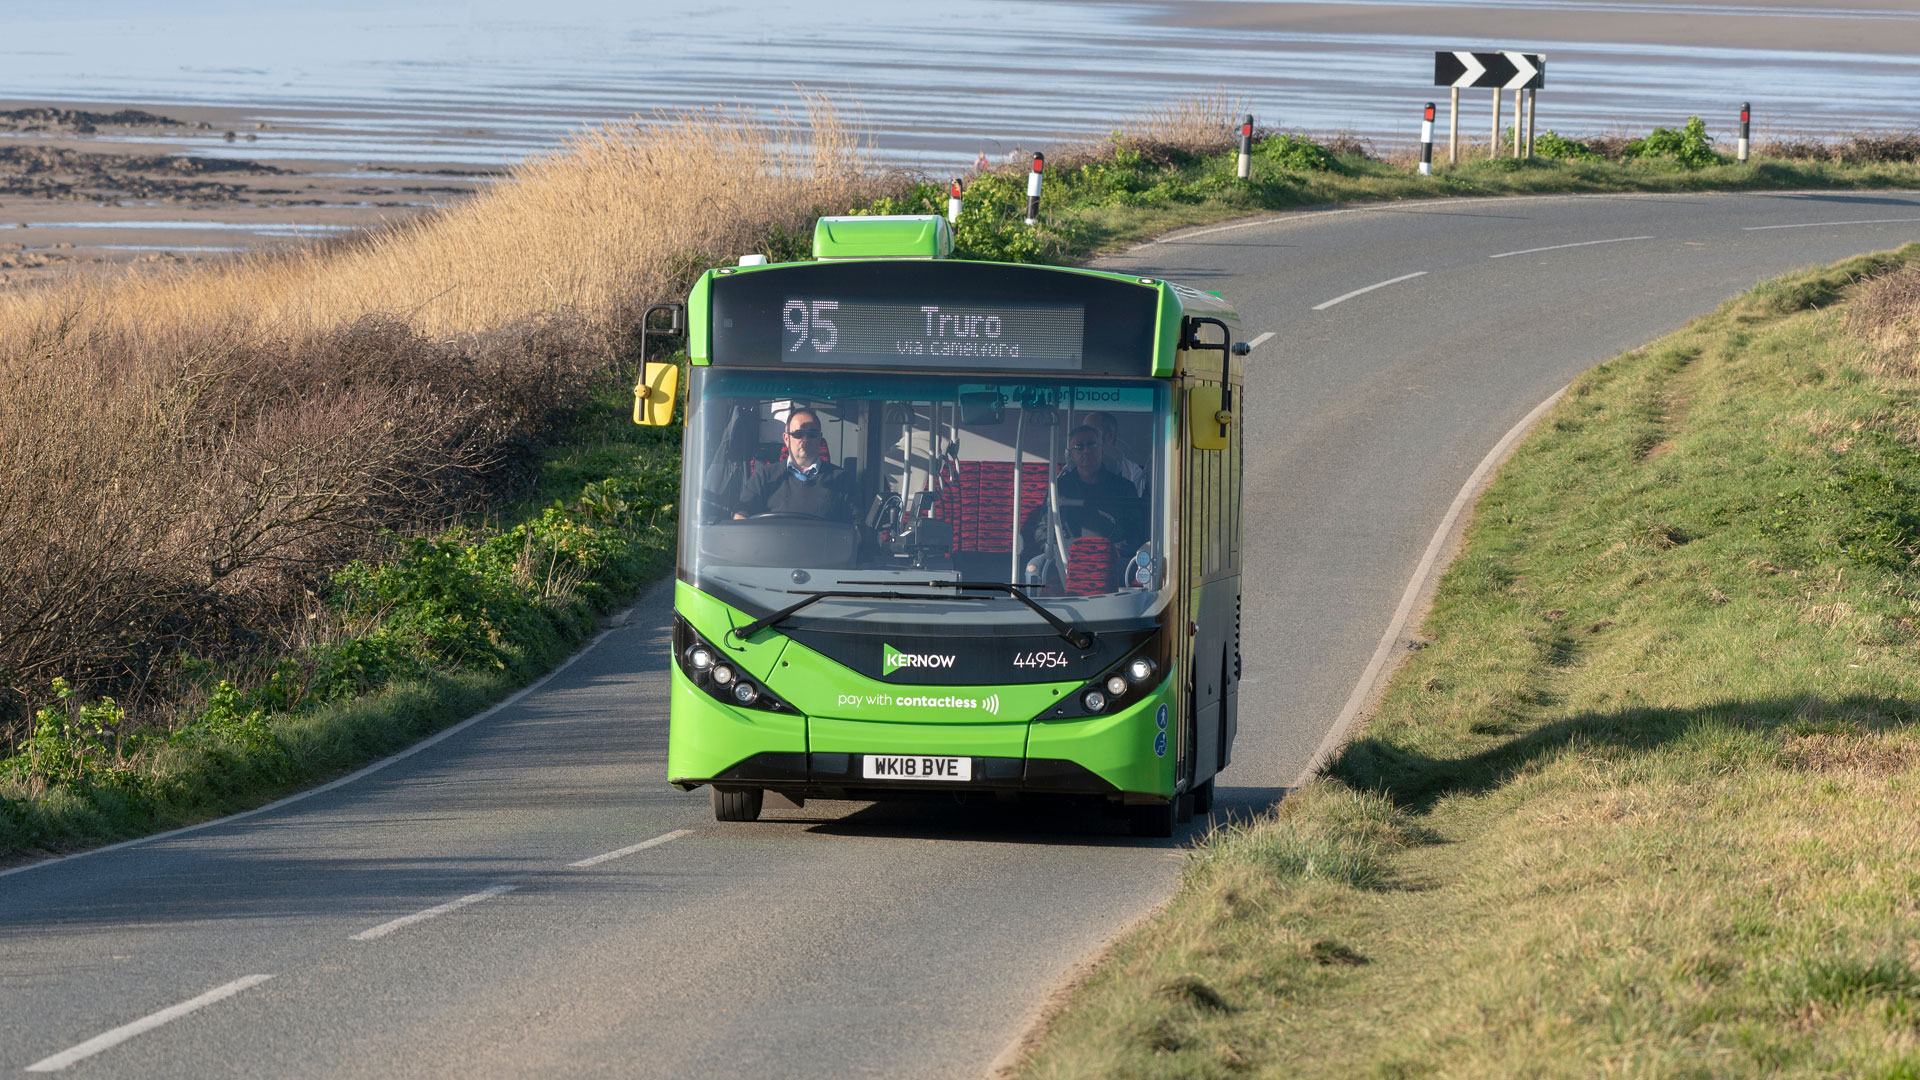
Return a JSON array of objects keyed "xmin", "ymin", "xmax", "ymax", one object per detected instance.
[{"xmin": 1180, "ymin": 369, "xmax": 1238, "ymax": 795}]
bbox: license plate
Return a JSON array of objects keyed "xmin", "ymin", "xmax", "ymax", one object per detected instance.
[{"xmin": 862, "ymin": 755, "xmax": 972, "ymax": 781}]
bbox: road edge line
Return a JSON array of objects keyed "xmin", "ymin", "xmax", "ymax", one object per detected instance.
[
  {"xmin": 1, "ymin": 580, "xmax": 671, "ymax": 880},
  {"xmin": 1292, "ymin": 384, "xmax": 1569, "ymax": 789}
]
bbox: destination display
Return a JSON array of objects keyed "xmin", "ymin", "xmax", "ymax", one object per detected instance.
[
  {"xmin": 777, "ymin": 298, "xmax": 1084, "ymax": 369},
  {"xmin": 707, "ymin": 259, "xmax": 1161, "ymax": 375}
]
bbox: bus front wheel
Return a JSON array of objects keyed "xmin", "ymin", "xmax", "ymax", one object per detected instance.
[
  {"xmin": 1127, "ymin": 799, "xmax": 1177, "ymax": 838},
  {"xmin": 711, "ymin": 786, "xmax": 764, "ymax": 822}
]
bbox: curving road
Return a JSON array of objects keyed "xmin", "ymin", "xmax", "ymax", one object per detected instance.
[{"xmin": 4, "ymin": 190, "xmax": 1919, "ymax": 1079}]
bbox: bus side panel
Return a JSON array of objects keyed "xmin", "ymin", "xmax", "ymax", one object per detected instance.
[
  {"xmin": 667, "ymin": 665, "xmax": 808, "ymax": 783},
  {"xmin": 1190, "ymin": 574, "xmax": 1239, "ymax": 785}
]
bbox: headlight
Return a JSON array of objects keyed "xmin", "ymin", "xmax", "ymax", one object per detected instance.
[
  {"xmin": 1104, "ymin": 674, "xmax": 1128, "ymax": 698},
  {"xmin": 1127, "ymin": 657, "xmax": 1155, "ymax": 684},
  {"xmin": 673, "ymin": 614, "xmax": 795, "ymax": 715},
  {"xmin": 1082, "ymin": 689, "xmax": 1107, "ymax": 712}
]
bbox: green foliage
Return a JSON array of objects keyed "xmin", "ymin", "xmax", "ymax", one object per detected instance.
[
  {"xmin": 948, "ymin": 171, "xmax": 1053, "ymax": 263},
  {"xmin": 1255, "ymin": 133, "xmax": 1336, "ymax": 172},
  {"xmin": 1, "ymin": 387, "xmax": 680, "ymax": 857},
  {"xmin": 2, "ymin": 678, "xmax": 142, "ymax": 794},
  {"xmin": 1532, "ymin": 128, "xmax": 1603, "ymax": 162},
  {"xmin": 1625, "ymin": 116, "xmax": 1721, "ymax": 169}
]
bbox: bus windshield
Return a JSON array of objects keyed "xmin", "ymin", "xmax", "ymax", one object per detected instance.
[{"xmin": 681, "ymin": 368, "xmax": 1173, "ymax": 633}]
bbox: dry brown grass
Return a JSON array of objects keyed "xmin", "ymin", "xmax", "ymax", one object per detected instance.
[
  {"xmin": 0, "ymin": 97, "xmax": 882, "ymax": 344},
  {"xmin": 1122, "ymin": 89, "xmax": 1246, "ymax": 156},
  {"xmin": 1845, "ymin": 262, "xmax": 1920, "ymax": 375},
  {"xmin": 0, "ymin": 100, "xmax": 892, "ymax": 729}
]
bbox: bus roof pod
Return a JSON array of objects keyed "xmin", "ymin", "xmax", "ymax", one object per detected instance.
[{"xmin": 813, "ymin": 214, "xmax": 953, "ymax": 261}]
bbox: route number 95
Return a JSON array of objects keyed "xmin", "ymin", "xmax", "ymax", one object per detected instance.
[{"xmin": 784, "ymin": 299, "xmax": 839, "ymax": 352}]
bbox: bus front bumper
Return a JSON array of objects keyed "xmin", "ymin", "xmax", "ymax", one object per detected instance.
[{"xmin": 668, "ymin": 667, "xmax": 1177, "ymax": 801}]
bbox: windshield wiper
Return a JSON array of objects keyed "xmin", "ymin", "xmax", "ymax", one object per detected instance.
[
  {"xmin": 729, "ymin": 588, "xmax": 991, "ymax": 642},
  {"xmin": 840, "ymin": 580, "xmax": 1094, "ymax": 650}
]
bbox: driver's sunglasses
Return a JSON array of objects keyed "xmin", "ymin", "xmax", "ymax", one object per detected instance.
[
  {"xmin": 1069, "ymin": 441, "xmax": 1099, "ymax": 451},
  {"xmin": 787, "ymin": 425, "xmax": 822, "ymax": 438}
]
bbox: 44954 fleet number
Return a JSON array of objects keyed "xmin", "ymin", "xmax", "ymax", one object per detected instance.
[{"xmin": 1012, "ymin": 651, "xmax": 1069, "ymax": 669}]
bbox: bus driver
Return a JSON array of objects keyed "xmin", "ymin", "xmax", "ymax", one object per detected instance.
[
  {"xmin": 732, "ymin": 408, "xmax": 859, "ymax": 521},
  {"xmin": 1025, "ymin": 423, "xmax": 1144, "ymax": 552}
]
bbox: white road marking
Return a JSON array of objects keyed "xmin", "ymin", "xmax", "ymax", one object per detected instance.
[
  {"xmin": 24, "ymin": 974, "xmax": 275, "ymax": 1072},
  {"xmin": 350, "ymin": 883, "xmax": 519, "ymax": 941},
  {"xmin": 1488, "ymin": 235, "xmax": 1653, "ymax": 259},
  {"xmin": 568, "ymin": 829, "xmax": 692, "ymax": 868},
  {"xmin": 1295, "ymin": 385, "xmax": 1569, "ymax": 788},
  {"xmin": 1744, "ymin": 216, "xmax": 1920, "ymax": 231},
  {"xmin": 1311, "ymin": 271, "xmax": 1427, "ymax": 311},
  {"xmin": 1244, "ymin": 331, "xmax": 1275, "ymax": 349}
]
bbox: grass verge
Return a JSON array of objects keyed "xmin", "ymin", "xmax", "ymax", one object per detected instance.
[
  {"xmin": 913, "ymin": 116, "xmax": 1920, "ymax": 264},
  {"xmin": 1014, "ymin": 247, "xmax": 1920, "ymax": 1078}
]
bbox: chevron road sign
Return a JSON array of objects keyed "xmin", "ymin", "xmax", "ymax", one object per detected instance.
[{"xmin": 1434, "ymin": 51, "xmax": 1545, "ymax": 90}]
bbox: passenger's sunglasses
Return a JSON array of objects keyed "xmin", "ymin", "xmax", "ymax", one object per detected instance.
[{"xmin": 787, "ymin": 426, "xmax": 822, "ymax": 438}]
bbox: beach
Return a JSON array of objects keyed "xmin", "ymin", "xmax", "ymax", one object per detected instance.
[{"xmin": 1, "ymin": 0, "xmax": 1916, "ymax": 289}]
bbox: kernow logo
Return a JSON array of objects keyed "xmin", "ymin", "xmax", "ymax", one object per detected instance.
[{"xmin": 882, "ymin": 643, "xmax": 957, "ymax": 677}]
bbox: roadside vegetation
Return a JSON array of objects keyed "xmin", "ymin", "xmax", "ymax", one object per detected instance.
[
  {"xmin": 1015, "ymin": 246, "xmax": 1920, "ymax": 1078},
  {"xmin": 6, "ymin": 90, "xmax": 1920, "ymax": 862}
]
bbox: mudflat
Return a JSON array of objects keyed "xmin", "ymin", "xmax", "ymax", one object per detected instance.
[
  {"xmin": 1152, "ymin": 0, "xmax": 1920, "ymax": 54},
  {"xmin": 0, "ymin": 105, "xmax": 493, "ymax": 290}
]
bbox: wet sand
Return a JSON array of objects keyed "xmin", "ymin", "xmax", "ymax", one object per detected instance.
[
  {"xmin": 0, "ymin": 104, "xmax": 495, "ymax": 289},
  {"xmin": 4, "ymin": 0, "xmax": 1917, "ymax": 291},
  {"xmin": 1151, "ymin": 0, "xmax": 1920, "ymax": 55}
]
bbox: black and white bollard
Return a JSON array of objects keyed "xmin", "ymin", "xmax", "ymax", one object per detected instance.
[
  {"xmin": 1419, "ymin": 102, "xmax": 1435, "ymax": 175},
  {"xmin": 1024, "ymin": 152, "xmax": 1044, "ymax": 226},
  {"xmin": 1237, "ymin": 114, "xmax": 1253, "ymax": 180},
  {"xmin": 947, "ymin": 178, "xmax": 964, "ymax": 224},
  {"xmin": 1738, "ymin": 102, "xmax": 1751, "ymax": 164}
]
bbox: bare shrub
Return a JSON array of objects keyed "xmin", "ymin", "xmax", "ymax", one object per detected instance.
[
  {"xmin": 1583, "ymin": 134, "xmax": 1637, "ymax": 160},
  {"xmin": 1314, "ymin": 131, "xmax": 1378, "ymax": 161},
  {"xmin": 1124, "ymin": 90, "xmax": 1245, "ymax": 156},
  {"xmin": 0, "ymin": 101, "xmax": 892, "ymax": 740},
  {"xmin": 1756, "ymin": 131, "xmax": 1920, "ymax": 164}
]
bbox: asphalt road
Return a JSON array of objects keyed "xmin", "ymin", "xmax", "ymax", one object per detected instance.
[{"xmin": 4, "ymin": 190, "xmax": 1918, "ymax": 1079}]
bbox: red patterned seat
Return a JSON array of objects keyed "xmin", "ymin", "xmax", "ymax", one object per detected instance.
[{"xmin": 1065, "ymin": 536, "xmax": 1121, "ymax": 595}]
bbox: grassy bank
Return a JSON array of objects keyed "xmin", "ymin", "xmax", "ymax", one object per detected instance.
[{"xmin": 1015, "ymin": 248, "xmax": 1920, "ymax": 1078}]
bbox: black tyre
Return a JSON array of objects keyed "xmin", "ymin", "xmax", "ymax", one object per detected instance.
[
  {"xmin": 1128, "ymin": 799, "xmax": 1177, "ymax": 838},
  {"xmin": 1192, "ymin": 779, "xmax": 1215, "ymax": 815},
  {"xmin": 711, "ymin": 786, "xmax": 764, "ymax": 822},
  {"xmin": 1175, "ymin": 791, "xmax": 1195, "ymax": 824}
]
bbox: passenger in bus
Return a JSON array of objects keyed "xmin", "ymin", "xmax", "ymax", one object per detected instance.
[
  {"xmin": 1082, "ymin": 410, "xmax": 1147, "ymax": 496},
  {"xmin": 732, "ymin": 409, "xmax": 859, "ymax": 521},
  {"xmin": 1025, "ymin": 424, "xmax": 1144, "ymax": 550}
]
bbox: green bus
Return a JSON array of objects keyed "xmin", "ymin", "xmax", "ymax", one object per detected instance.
[{"xmin": 634, "ymin": 214, "xmax": 1244, "ymax": 836}]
